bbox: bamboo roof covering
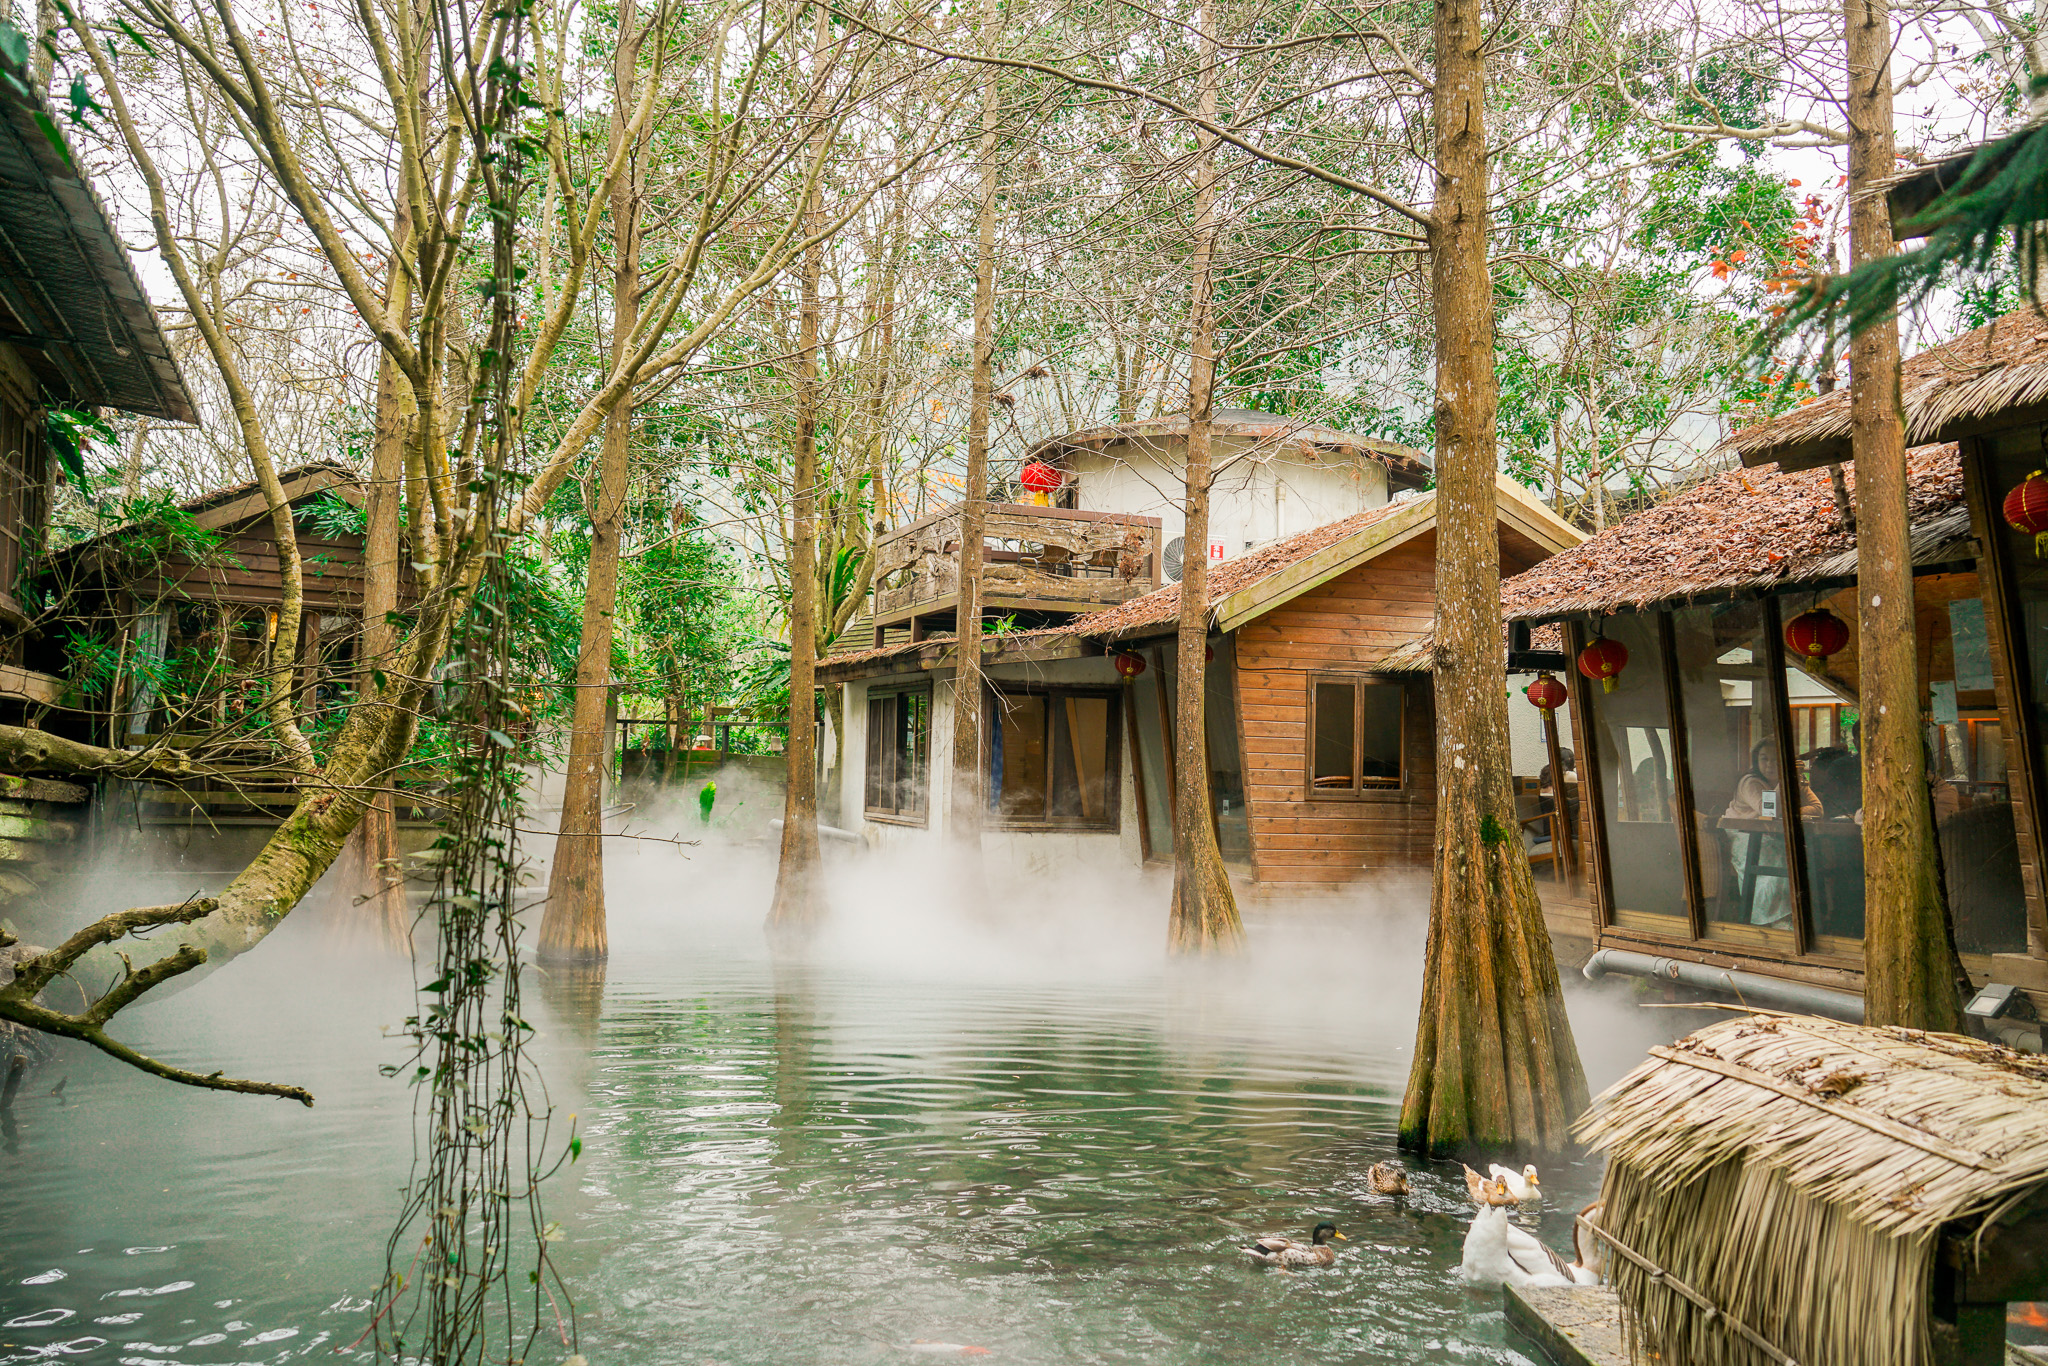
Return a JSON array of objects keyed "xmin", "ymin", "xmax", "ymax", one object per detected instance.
[
  {"xmin": 1575, "ymin": 1012, "xmax": 2048, "ymax": 1366},
  {"xmin": 1722, "ymin": 311, "xmax": 2048, "ymax": 470},
  {"xmin": 1499, "ymin": 445, "xmax": 1964, "ymax": 623}
]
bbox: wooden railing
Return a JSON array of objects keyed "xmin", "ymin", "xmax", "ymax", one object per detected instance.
[{"xmin": 868, "ymin": 501, "xmax": 1161, "ymax": 631}]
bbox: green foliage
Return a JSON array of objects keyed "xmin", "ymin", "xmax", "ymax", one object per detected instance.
[
  {"xmin": 295, "ymin": 491, "xmax": 369, "ymax": 539},
  {"xmin": 1778, "ymin": 115, "xmax": 2048, "ymax": 350}
]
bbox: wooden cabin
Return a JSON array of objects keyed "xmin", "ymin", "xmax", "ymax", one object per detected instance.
[
  {"xmin": 0, "ymin": 52, "xmax": 193, "ymax": 716},
  {"xmin": 822, "ymin": 468, "xmax": 1582, "ymax": 894},
  {"xmin": 0, "ymin": 54, "xmax": 194, "ymax": 911},
  {"xmin": 1501, "ymin": 310, "xmax": 2048, "ymax": 1031},
  {"xmin": 35, "ymin": 462, "xmax": 395, "ymax": 751}
]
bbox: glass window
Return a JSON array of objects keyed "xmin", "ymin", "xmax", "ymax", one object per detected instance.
[
  {"xmin": 1206, "ymin": 640, "xmax": 1251, "ymax": 860},
  {"xmin": 1582, "ymin": 613, "xmax": 1689, "ymax": 928},
  {"xmin": 1672, "ymin": 602, "xmax": 1796, "ymax": 943},
  {"xmin": 1307, "ymin": 674, "xmax": 1404, "ymax": 795},
  {"xmin": 1129, "ymin": 659, "xmax": 1173, "ymax": 859},
  {"xmin": 1312, "ymin": 681, "xmax": 1356, "ymax": 791},
  {"xmin": 1775, "ymin": 588, "xmax": 1864, "ymax": 945},
  {"xmin": 1361, "ymin": 686, "xmax": 1403, "ymax": 784},
  {"xmin": 863, "ymin": 688, "xmax": 930, "ymax": 822},
  {"xmin": 994, "ymin": 694, "xmax": 1049, "ymax": 819},
  {"xmin": 989, "ymin": 688, "xmax": 1119, "ymax": 830},
  {"xmin": 1917, "ymin": 566, "xmax": 2027, "ymax": 955}
]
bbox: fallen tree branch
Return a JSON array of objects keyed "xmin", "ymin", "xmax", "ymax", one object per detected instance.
[
  {"xmin": 0, "ymin": 723, "xmax": 305, "ymax": 785},
  {"xmin": 0, "ymin": 912, "xmax": 314, "ymax": 1106}
]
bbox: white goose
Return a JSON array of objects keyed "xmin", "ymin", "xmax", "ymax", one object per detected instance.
[
  {"xmin": 1488, "ymin": 1163, "xmax": 1542, "ymax": 1203},
  {"xmin": 1460, "ymin": 1206, "xmax": 1577, "ymax": 1289}
]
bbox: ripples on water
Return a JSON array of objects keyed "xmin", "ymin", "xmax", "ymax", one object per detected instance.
[{"xmin": 2, "ymin": 847, "xmax": 1629, "ymax": 1366}]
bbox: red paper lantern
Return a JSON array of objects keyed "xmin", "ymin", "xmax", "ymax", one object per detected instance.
[
  {"xmin": 1019, "ymin": 460, "xmax": 1064, "ymax": 494},
  {"xmin": 1783, "ymin": 606, "xmax": 1850, "ymax": 676},
  {"xmin": 1524, "ymin": 672, "xmax": 1569, "ymax": 713},
  {"xmin": 1577, "ymin": 635, "xmax": 1629, "ymax": 694},
  {"xmin": 1113, "ymin": 652, "xmax": 1147, "ymax": 683},
  {"xmin": 2005, "ymin": 469, "xmax": 2048, "ymax": 558}
]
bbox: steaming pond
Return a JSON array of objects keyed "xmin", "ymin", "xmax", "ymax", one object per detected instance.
[{"xmin": 3, "ymin": 853, "xmax": 1652, "ymax": 1366}]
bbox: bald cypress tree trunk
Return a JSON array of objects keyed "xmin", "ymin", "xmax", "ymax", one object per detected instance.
[
  {"xmin": 1844, "ymin": 0, "xmax": 1966, "ymax": 1030},
  {"xmin": 949, "ymin": 23, "xmax": 997, "ymax": 863},
  {"xmin": 1165, "ymin": 4, "xmax": 1244, "ymax": 956},
  {"xmin": 539, "ymin": 2, "xmax": 649, "ymax": 964},
  {"xmin": 767, "ymin": 52, "xmax": 827, "ymax": 946},
  {"xmin": 1398, "ymin": 0, "xmax": 1586, "ymax": 1155}
]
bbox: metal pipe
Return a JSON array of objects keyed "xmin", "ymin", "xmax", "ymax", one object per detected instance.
[
  {"xmin": 1582, "ymin": 947, "xmax": 1865, "ymax": 1022},
  {"xmin": 769, "ymin": 818, "xmax": 863, "ymax": 846}
]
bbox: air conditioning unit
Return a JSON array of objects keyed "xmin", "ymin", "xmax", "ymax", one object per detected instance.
[{"xmin": 1163, "ymin": 535, "xmax": 1185, "ymax": 582}]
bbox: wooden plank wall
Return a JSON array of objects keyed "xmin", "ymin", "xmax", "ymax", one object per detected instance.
[
  {"xmin": 1233, "ymin": 536, "xmax": 1438, "ymax": 888},
  {"xmin": 133, "ymin": 527, "xmax": 371, "ymax": 611}
]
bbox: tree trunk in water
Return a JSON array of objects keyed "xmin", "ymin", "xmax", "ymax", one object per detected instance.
[
  {"xmin": 767, "ymin": 79, "xmax": 827, "ymax": 947},
  {"xmin": 331, "ymin": 247, "xmax": 412, "ymax": 954},
  {"xmin": 538, "ymin": 4, "xmax": 648, "ymax": 965},
  {"xmin": 1845, "ymin": 0, "xmax": 1965, "ymax": 1031},
  {"xmin": 1166, "ymin": 5, "xmax": 1243, "ymax": 956},
  {"xmin": 949, "ymin": 31, "xmax": 998, "ymax": 865},
  {"xmin": 1398, "ymin": 0, "xmax": 1586, "ymax": 1156}
]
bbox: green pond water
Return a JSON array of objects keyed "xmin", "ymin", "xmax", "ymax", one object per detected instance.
[{"xmin": 2, "ymin": 854, "xmax": 1664, "ymax": 1366}]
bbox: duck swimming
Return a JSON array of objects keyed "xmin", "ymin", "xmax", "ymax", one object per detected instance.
[
  {"xmin": 1489, "ymin": 1163, "xmax": 1542, "ymax": 1203},
  {"xmin": 1368, "ymin": 1161, "xmax": 1409, "ymax": 1196},
  {"xmin": 1463, "ymin": 1164, "xmax": 1519, "ymax": 1207},
  {"xmin": 1245, "ymin": 1221, "xmax": 1345, "ymax": 1268}
]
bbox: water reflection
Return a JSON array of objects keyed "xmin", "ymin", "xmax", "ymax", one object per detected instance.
[{"xmin": 1, "ymin": 875, "xmax": 1656, "ymax": 1366}]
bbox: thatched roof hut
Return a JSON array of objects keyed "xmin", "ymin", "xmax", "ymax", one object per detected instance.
[
  {"xmin": 1498, "ymin": 443, "xmax": 1965, "ymax": 622},
  {"xmin": 1576, "ymin": 1012, "xmax": 2048, "ymax": 1366},
  {"xmin": 1721, "ymin": 311, "xmax": 2048, "ymax": 470}
]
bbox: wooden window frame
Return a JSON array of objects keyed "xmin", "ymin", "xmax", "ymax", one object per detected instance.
[
  {"xmin": 1574, "ymin": 602, "xmax": 1843, "ymax": 959},
  {"xmin": 1304, "ymin": 671, "xmax": 1406, "ymax": 800},
  {"xmin": 985, "ymin": 683, "xmax": 1123, "ymax": 833},
  {"xmin": 863, "ymin": 685, "xmax": 932, "ymax": 826}
]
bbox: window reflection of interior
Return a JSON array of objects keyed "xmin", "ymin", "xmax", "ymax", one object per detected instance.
[
  {"xmin": 989, "ymin": 687, "xmax": 1119, "ymax": 829},
  {"xmin": 864, "ymin": 688, "xmax": 930, "ymax": 823}
]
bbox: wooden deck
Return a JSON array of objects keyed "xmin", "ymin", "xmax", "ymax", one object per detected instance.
[{"xmin": 867, "ymin": 501, "xmax": 1160, "ymax": 641}]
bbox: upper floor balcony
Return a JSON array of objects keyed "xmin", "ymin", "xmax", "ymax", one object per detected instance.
[{"xmin": 866, "ymin": 501, "xmax": 1161, "ymax": 646}]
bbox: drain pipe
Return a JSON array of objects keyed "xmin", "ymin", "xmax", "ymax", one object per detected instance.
[{"xmin": 1582, "ymin": 948, "xmax": 1865, "ymax": 1022}]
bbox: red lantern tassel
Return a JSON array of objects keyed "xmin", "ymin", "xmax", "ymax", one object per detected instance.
[{"xmin": 1601, "ymin": 676, "xmax": 1617, "ymax": 693}]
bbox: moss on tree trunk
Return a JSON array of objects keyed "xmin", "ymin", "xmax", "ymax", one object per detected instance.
[{"xmin": 1398, "ymin": 0, "xmax": 1586, "ymax": 1156}]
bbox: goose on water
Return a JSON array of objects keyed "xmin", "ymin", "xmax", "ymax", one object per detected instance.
[{"xmin": 1459, "ymin": 1206, "xmax": 1572, "ymax": 1288}]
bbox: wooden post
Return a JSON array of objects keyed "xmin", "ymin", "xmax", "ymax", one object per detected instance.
[{"xmin": 1541, "ymin": 700, "xmax": 1575, "ymax": 883}]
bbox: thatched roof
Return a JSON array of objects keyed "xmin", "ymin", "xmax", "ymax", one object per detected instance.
[
  {"xmin": 1064, "ymin": 496, "xmax": 1426, "ymax": 639},
  {"xmin": 1577, "ymin": 1012, "xmax": 2048, "ymax": 1366},
  {"xmin": 1500, "ymin": 444, "xmax": 1964, "ymax": 623},
  {"xmin": 1722, "ymin": 311, "xmax": 2048, "ymax": 470}
]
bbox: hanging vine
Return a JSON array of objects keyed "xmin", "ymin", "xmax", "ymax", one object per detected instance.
[{"xmin": 370, "ymin": 6, "xmax": 581, "ymax": 1363}]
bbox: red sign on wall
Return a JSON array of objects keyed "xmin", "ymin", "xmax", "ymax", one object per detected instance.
[{"xmin": 1209, "ymin": 542, "xmax": 1225, "ymax": 561}]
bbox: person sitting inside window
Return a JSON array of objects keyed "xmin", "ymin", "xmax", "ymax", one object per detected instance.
[
  {"xmin": 1805, "ymin": 745, "xmax": 1861, "ymax": 820},
  {"xmin": 1720, "ymin": 741, "xmax": 1819, "ymax": 821},
  {"xmin": 1719, "ymin": 741, "xmax": 1817, "ymax": 929}
]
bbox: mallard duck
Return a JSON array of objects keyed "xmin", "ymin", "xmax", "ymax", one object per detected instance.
[
  {"xmin": 1489, "ymin": 1163, "xmax": 1542, "ymax": 1202},
  {"xmin": 1368, "ymin": 1161, "xmax": 1409, "ymax": 1195},
  {"xmin": 1459, "ymin": 1206, "xmax": 1572, "ymax": 1288},
  {"xmin": 1245, "ymin": 1221, "xmax": 1345, "ymax": 1268},
  {"xmin": 1463, "ymin": 1164, "xmax": 1519, "ymax": 1207}
]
